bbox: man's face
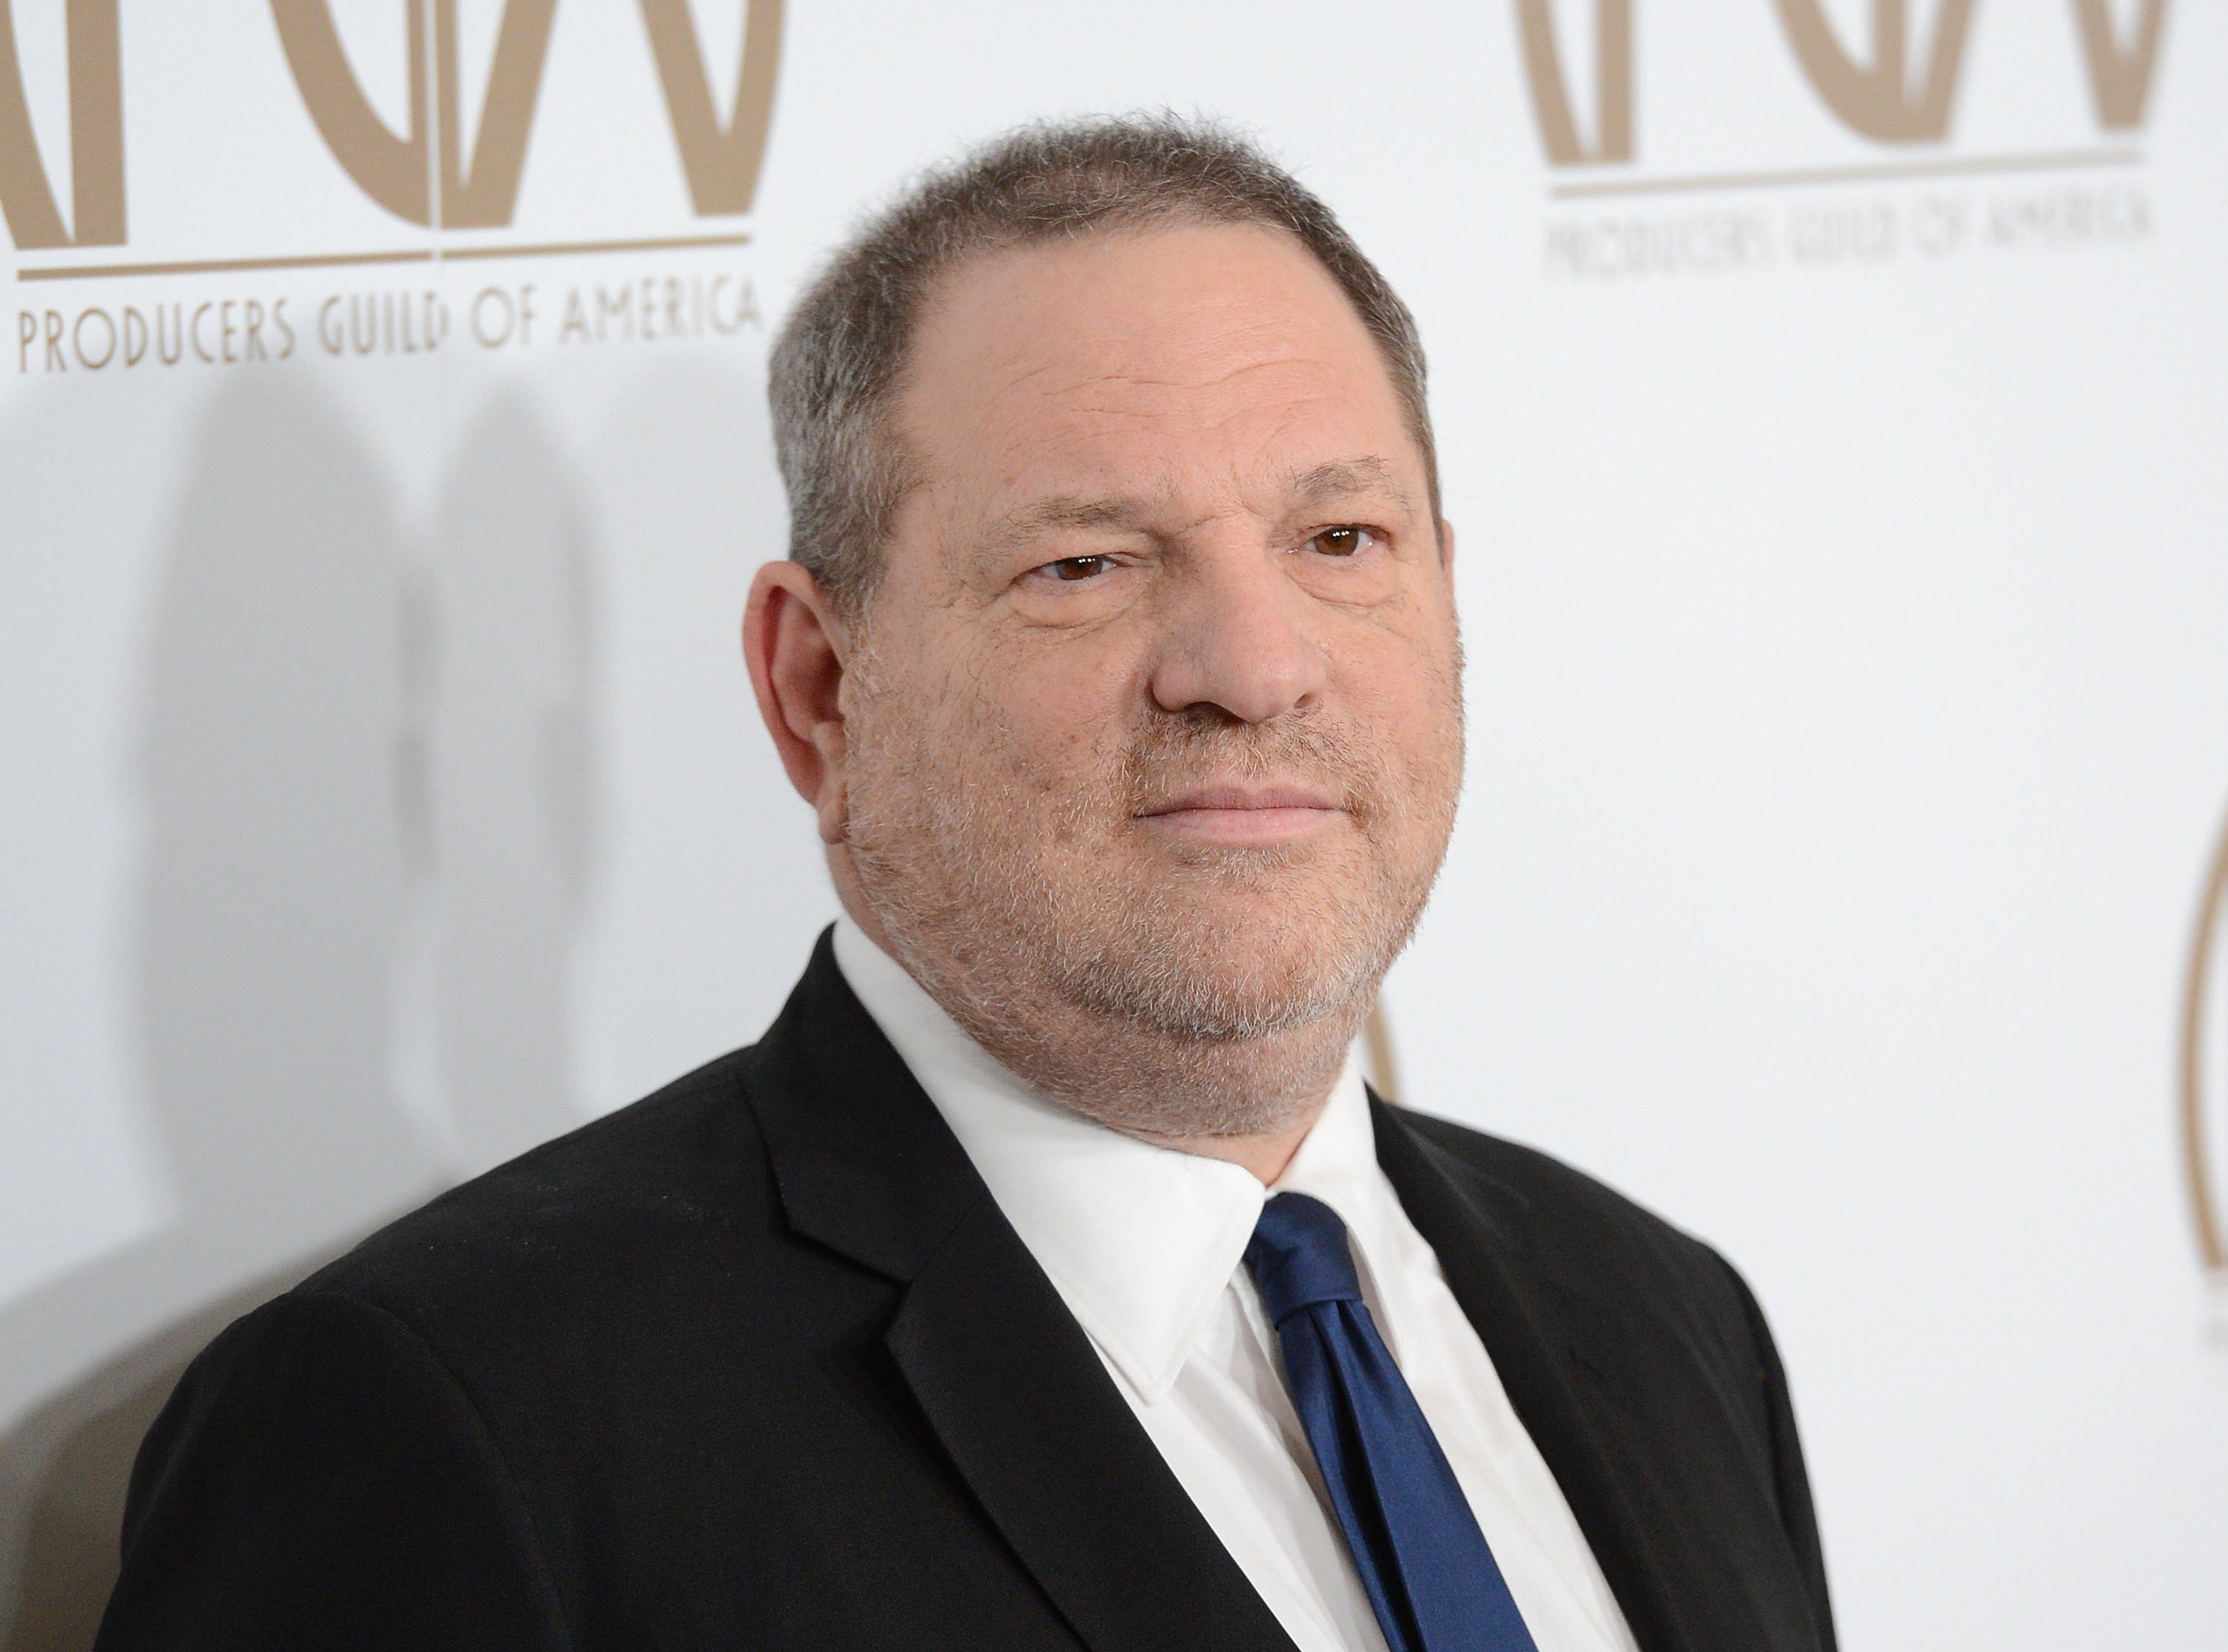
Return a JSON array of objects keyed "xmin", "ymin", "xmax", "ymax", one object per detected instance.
[{"xmin": 838, "ymin": 221, "xmax": 1463, "ymax": 1121}]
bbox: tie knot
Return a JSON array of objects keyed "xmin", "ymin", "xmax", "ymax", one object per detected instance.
[{"xmin": 1245, "ymin": 1192, "xmax": 1364, "ymax": 1326}]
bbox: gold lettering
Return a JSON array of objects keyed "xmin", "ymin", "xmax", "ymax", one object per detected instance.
[
  {"xmin": 472, "ymin": 286, "xmax": 513, "ymax": 347},
  {"xmin": 595, "ymin": 283, "xmax": 632, "ymax": 342},
  {"xmin": 638, "ymin": 0, "xmax": 783, "ymax": 214},
  {"xmin": 1771, "ymin": 0, "xmax": 1977, "ymax": 143},
  {"xmin": 1514, "ymin": 0, "xmax": 1632, "ymax": 166},
  {"xmin": 709, "ymin": 274, "xmax": 760, "ymax": 333},
  {"xmin": 72, "ymin": 305, "xmax": 115, "ymax": 368}
]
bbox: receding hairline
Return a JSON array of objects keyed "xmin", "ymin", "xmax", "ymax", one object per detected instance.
[
  {"xmin": 888, "ymin": 213, "xmax": 1425, "ymax": 460},
  {"xmin": 900, "ymin": 211, "xmax": 1391, "ymax": 355}
]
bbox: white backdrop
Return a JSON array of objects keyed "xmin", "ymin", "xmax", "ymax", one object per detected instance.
[{"xmin": 4, "ymin": 3, "xmax": 2226, "ymax": 1646}]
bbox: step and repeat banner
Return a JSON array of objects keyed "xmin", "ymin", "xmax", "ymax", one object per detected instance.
[{"xmin": 3, "ymin": 2, "xmax": 2224, "ymax": 1646}]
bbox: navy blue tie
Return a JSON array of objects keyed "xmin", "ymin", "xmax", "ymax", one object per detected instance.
[{"xmin": 1245, "ymin": 1192, "xmax": 1540, "ymax": 1652}]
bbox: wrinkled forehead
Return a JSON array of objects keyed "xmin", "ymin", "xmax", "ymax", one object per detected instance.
[{"xmin": 890, "ymin": 221, "xmax": 1425, "ymax": 526}]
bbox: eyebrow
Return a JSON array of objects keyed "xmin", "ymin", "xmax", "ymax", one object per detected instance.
[
  {"xmin": 979, "ymin": 454, "xmax": 1415, "ymax": 559},
  {"xmin": 1283, "ymin": 455, "xmax": 1413, "ymax": 517},
  {"xmin": 983, "ymin": 493, "xmax": 1159, "ymax": 555}
]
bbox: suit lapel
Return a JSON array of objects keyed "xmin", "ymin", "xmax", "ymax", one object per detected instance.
[
  {"xmin": 1375, "ymin": 1097, "xmax": 1739, "ymax": 1652},
  {"xmin": 887, "ymin": 1195, "xmax": 1298, "ymax": 1652},
  {"xmin": 748, "ymin": 933, "xmax": 1295, "ymax": 1652}
]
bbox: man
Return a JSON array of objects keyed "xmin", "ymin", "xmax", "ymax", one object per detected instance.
[{"xmin": 98, "ymin": 118, "xmax": 1834, "ymax": 1652}]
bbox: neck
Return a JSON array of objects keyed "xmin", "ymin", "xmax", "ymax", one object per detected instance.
[
  {"xmin": 1127, "ymin": 1111, "xmax": 1327, "ymax": 1185},
  {"xmin": 836, "ymin": 872, "xmax": 1355, "ymax": 1186}
]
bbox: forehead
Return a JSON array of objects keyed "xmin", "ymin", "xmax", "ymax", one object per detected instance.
[{"xmin": 894, "ymin": 221, "xmax": 1418, "ymax": 515}]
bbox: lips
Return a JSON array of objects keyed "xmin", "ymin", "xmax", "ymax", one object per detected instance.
[
  {"xmin": 1136, "ymin": 783, "xmax": 1340, "ymax": 817},
  {"xmin": 1133, "ymin": 781, "xmax": 1346, "ymax": 847}
]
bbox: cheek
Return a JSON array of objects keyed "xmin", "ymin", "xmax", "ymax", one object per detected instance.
[
  {"xmin": 1338, "ymin": 621, "xmax": 1465, "ymax": 785},
  {"xmin": 963, "ymin": 636, "xmax": 1141, "ymax": 794},
  {"xmin": 1341, "ymin": 595, "xmax": 1459, "ymax": 704}
]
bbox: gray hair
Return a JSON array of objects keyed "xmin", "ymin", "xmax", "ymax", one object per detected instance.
[{"xmin": 766, "ymin": 113, "xmax": 1439, "ymax": 616}]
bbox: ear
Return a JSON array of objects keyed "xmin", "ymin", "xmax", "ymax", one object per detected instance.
[
  {"xmin": 743, "ymin": 561, "xmax": 853, "ymax": 846},
  {"xmin": 1436, "ymin": 517, "xmax": 1456, "ymax": 571}
]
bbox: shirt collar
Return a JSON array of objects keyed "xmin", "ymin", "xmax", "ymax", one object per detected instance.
[{"xmin": 832, "ymin": 916, "xmax": 1384, "ymax": 1401}]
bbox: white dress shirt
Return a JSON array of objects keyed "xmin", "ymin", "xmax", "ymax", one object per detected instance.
[{"xmin": 832, "ymin": 918, "xmax": 1639, "ymax": 1652}]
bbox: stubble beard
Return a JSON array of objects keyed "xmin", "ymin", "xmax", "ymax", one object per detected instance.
[{"xmin": 841, "ymin": 641, "xmax": 1464, "ymax": 1142}]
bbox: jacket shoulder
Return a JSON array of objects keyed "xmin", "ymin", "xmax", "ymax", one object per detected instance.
[
  {"xmin": 103, "ymin": 1288, "xmax": 573, "ymax": 1649},
  {"xmin": 1390, "ymin": 1105, "xmax": 1750, "ymax": 1325},
  {"xmin": 296, "ymin": 1042, "xmax": 781, "ymax": 1340}
]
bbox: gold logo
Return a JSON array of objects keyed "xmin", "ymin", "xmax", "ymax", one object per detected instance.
[
  {"xmin": 0, "ymin": 0, "xmax": 123, "ymax": 247},
  {"xmin": 2181, "ymin": 810, "xmax": 2228, "ymax": 1277},
  {"xmin": 1514, "ymin": 0, "xmax": 1630, "ymax": 166},
  {"xmin": 1515, "ymin": 0, "xmax": 2169, "ymax": 167},
  {"xmin": 1, "ymin": 1, "xmax": 782, "ymax": 252},
  {"xmin": 1770, "ymin": 0, "xmax": 1976, "ymax": 143}
]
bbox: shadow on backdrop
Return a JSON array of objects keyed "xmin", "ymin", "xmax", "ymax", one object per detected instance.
[
  {"xmin": 426, "ymin": 394, "xmax": 599, "ymax": 1170},
  {"xmin": 582, "ymin": 358, "xmax": 838, "ymax": 1079},
  {"xmin": 0, "ymin": 379, "xmax": 598, "ymax": 1650}
]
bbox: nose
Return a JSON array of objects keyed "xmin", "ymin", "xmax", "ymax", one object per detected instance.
[{"xmin": 1145, "ymin": 544, "xmax": 1329, "ymax": 725}]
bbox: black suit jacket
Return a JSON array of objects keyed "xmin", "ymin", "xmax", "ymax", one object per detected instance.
[{"xmin": 98, "ymin": 933, "xmax": 1836, "ymax": 1651}]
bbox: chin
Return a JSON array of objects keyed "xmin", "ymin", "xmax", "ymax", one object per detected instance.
[
  {"xmin": 1055, "ymin": 909, "xmax": 1390, "ymax": 1044},
  {"xmin": 1035, "ymin": 845, "xmax": 1420, "ymax": 1026}
]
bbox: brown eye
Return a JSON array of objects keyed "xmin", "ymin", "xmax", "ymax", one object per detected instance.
[
  {"xmin": 1309, "ymin": 526, "xmax": 1374, "ymax": 558},
  {"xmin": 1045, "ymin": 555, "xmax": 1111, "ymax": 581}
]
